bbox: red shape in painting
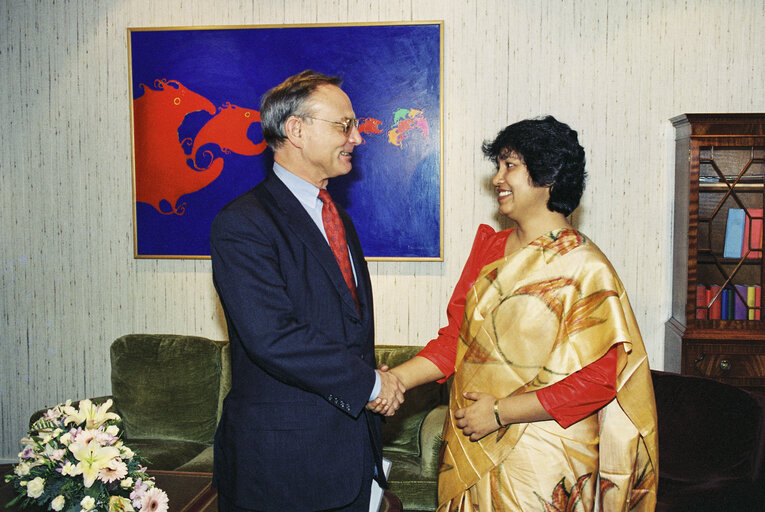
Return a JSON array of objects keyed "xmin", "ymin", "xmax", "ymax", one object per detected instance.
[
  {"xmin": 133, "ymin": 79, "xmax": 221, "ymax": 215},
  {"xmin": 191, "ymin": 102, "xmax": 267, "ymax": 169},
  {"xmin": 358, "ymin": 117, "xmax": 383, "ymax": 144}
]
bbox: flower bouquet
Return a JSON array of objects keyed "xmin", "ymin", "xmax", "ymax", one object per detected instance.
[{"xmin": 4, "ymin": 399, "xmax": 168, "ymax": 512}]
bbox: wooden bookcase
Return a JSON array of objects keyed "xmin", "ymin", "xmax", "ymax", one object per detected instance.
[{"xmin": 667, "ymin": 113, "xmax": 765, "ymax": 393}]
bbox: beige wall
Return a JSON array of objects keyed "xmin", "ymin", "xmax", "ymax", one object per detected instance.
[{"xmin": 2, "ymin": 0, "xmax": 764, "ymax": 459}]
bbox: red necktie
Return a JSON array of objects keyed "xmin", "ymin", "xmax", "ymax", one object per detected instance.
[{"xmin": 318, "ymin": 189, "xmax": 359, "ymax": 310}]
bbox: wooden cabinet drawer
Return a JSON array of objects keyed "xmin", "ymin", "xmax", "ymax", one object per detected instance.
[{"xmin": 682, "ymin": 341, "xmax": 765, "ymax": 390}]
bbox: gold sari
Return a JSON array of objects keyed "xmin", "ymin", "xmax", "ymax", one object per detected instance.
[{"xmin": 437, "ymin": 229, "xmax": 658, "ymax": 511}]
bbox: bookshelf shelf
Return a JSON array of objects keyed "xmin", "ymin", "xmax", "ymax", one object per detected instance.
[
  {"xmin": 699, "ymin": 183, "xmax": 763, "ymax": 192},
  {"xmin": 667, "ymin": 113, "xmax": 765, "ymax": 394},
  {"xmin": 697, "ymin": 256, "xmax": 762, "ymax": 266}
]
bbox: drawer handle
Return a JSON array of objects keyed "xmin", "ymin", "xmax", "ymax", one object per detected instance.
[{"xmin": 719, "ymin": 359, "xmax": 732, "ymax": 371}]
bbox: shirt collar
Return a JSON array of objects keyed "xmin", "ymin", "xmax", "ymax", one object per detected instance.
[{"xmin": 273, "ymin": 162, "xmax": 322, "ymax": 210}]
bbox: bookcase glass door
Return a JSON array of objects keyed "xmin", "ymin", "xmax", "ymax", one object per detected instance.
[{"xmin": 695, "ymin": 145, "xmax": 765, "ymax": 324}]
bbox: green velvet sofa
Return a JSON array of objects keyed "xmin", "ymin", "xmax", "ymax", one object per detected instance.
[{"xmin": 35, "ymin": 335, "xmax": 447, "ymax": 511}]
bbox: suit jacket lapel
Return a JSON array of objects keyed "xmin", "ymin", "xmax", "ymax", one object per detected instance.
[
  {"xmin": 343, "ymin": 211, "xmax": 373, "ymax": 319},
  {"xmin": 262, "ymin": 173, "xmax": 362, "ymax": 319}
]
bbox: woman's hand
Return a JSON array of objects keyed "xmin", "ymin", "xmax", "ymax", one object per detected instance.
[
  {"xmin": 366, "ymin": 364, "xmax": 402, "ymax": 416},
  {"xmin": 454, "ymin": 391, "xmax": 501, "ymax": 441}
]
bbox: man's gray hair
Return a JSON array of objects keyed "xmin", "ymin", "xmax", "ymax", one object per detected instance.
[{"xmin": 260, "ymin": 70, "xmax": 342, "ymax": 150}]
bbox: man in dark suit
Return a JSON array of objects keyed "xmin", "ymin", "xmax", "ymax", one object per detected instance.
[{"xmin": 210, "ymin": 70, "xmax": 405, "ymax": 511}]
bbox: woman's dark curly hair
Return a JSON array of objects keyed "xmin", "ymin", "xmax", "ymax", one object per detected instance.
[{"xmin": 481, "ymin": 115, "xmax": 586, "ymax": 216}]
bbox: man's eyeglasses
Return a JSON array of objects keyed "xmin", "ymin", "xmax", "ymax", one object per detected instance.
[{"xmin": 303, "ymin": 116, "xmax": 359, "ymax": 135}]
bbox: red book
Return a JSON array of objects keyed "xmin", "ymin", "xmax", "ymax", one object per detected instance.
[
  {"xmin": 696, "ymin": 284, "xmax": 707, "ymax": 319},
  {"xmin": 708, "ymin": 285, "xmax": 722, "ymax": 319},
  {"xmin": 743, "ymin": 208, "xmax": 763, "ymax": 259}
]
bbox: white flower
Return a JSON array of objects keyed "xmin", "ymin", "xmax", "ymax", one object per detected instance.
[
  {"xmin": 69, "ymin": 440, "xmax": 120, "ymax": 487},
  {"xmin": 59, "ymin": 432, "xmax": 73, "ymax": 445},
  {"xmin": 72, "ymin": 429, "xmax": 96, "ymax": 446},
  {"xmin": 60, "ymin": 460, "xmax": 82, "ymax": 476},
  {"xmin": 120, "ymin": 477, "xmax": 133, "ymax": 489},
  {"xmin": 44, "ymin": 406, "xmax": 64, "ymax": 422},
  {"xmin": 26, "ymin": 476, "xmax": 45, "ymax": 498},
  {"xmin": 43, "ymin": 444, "xmax": 66, "ymax": 461},
  {"xmin": 51, "ymin": 495, "xmax": 66, "ymax": 511},
  {"xmin": 120, "ymin": 446, "xmax": 134, "ymax": 459},
  {"xmin": 108, "ymin": 495, "xmax": 135, "ymax": 512},
  {"xmin": 98, "ymin": 459, "xmax": 128, "ymax": 483},
  {"xmin": 106, "ymin": 425, "xmax": 120, "ymax": 437},
  {"xmin": 64, "ymin": 399, "xmax": 120, "ymax": 429},
  {"xmin": 140, "ymin": 487, "xmax": 169, "ymax": 512},
  {"xmin": 80, "ymin": 495, "xmax": 96, "ymax": 510},
  {"xmin": 95, "ymin": 429, "xmax": 118, "ymax": 446},
  {"xmin": 14, "ymin": 462, "xmax": 30, "ymax": 476}
]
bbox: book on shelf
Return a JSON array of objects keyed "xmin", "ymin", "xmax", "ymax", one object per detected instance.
[
  {"xmin": 727, "ymin": 287, "xmax": 735, "ymax": 319},
  {"xmin": 748, "ymin": 285, "xmax": 762, "ymax": 320},
  {"xmin": 696, "ymin": 284, "xmax": 707, "ymax": 319},
  {"xmin": 724, "ymin": 208, "xmax": 745, "ymax": 258},
  {"xmin": 743, "ymin": 208, "xmax": 763, "ymax": 259},
  {"xmin": 698, "ymin": 284, "xmax": 761, "ymax": 321},
  {"xmin": 735, "ymin": 284, "xmax": 748, "ymax": 320},
  {"xmin": 707, "ymin": 285, "xmax": 722, "ymax": 319}
]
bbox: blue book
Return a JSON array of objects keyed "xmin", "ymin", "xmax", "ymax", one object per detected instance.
[
  {"xmin": 721, "ymin": 288, "xmax": 729, "ymax": 319},
  {"xmin": 724, "ymin": 209, "xmax": 746, "ymax": 258}
]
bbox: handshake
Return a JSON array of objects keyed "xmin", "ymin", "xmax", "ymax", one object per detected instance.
[{"xmin": 367, "ymin": 365, "xmax": 406, "ymax": 417}]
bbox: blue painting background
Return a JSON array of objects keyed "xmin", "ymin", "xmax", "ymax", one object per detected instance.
[{"xmin": 130, "ymin": 23, "xmax": 441, "ymax": 259}]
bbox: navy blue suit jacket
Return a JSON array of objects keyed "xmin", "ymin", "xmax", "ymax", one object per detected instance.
[{"xmin": 210, "ymin": 172, "xmax": 383, "ymax": 510}]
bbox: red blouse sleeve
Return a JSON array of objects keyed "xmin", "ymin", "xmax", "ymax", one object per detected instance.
[
  {"xmin": 537, "ymin": 345, "xmax": 619, "ymax": 428},
  {"xmin": 417, "ymin": 225, "xmax": 509, "ymax": 382}
]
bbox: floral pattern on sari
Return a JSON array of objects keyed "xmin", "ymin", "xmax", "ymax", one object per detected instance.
[{"xmin": 535, "ymin": 474, "xmax": 592, "ymax": 512}]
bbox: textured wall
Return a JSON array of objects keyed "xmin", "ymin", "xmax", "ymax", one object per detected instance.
[{"xmin": 2, "ymin": 0, "xmax": 765, "ymax": 459}]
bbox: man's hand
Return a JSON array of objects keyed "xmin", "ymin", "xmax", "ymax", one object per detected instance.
[
  {"xmin": 454, "ymin": 392, "xmax": 499, "ymax": 441},
  {"xmin": 366, "ymin": 365, "xmax": 406, "ymax": 416}
]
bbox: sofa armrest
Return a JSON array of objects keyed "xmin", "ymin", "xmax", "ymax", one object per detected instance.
[
  {"xmin": 419, "ymin": 404, "xmax": 448, "ymax": 477},
  {"xmin": 29, "ymin": 395, "xmax": 117, "ymax": 428}
]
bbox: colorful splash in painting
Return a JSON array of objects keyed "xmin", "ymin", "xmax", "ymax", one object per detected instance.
[{"xmin": 129, "ymin": 23, "xmax": 442, "ymax": 259}]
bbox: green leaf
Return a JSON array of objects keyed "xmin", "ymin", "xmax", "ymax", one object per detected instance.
[{"xmin": 4, "ymin": 492, "xmax": 24, "ymax": 508}]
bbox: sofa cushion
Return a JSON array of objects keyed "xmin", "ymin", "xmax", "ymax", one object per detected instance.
[
  {"xmin": 385, "ymin": 451, "xmax": 439, "ymax": 512},
  {"xmin": 126, "ymin": 438, "xmax": 210, "ymax": 471},
  {"xmin": 652, "ymin": 371, "xmax": 765, "ymax": 485},
  {"xmin": 375, "ymin": 346, "xmax": 449, "ymax": 457},
  {"xmin": 175, "ymin": 445, "xmax": 215, "ymax": 472},
  {"xmin": 111, "ymin": 334, "xmax": 229, "ymax": 444}
]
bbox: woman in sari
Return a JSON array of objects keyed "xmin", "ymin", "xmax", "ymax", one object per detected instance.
[{"xmin": 382, "ymin": 116, "xmax": 658, "ymax": 511}]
